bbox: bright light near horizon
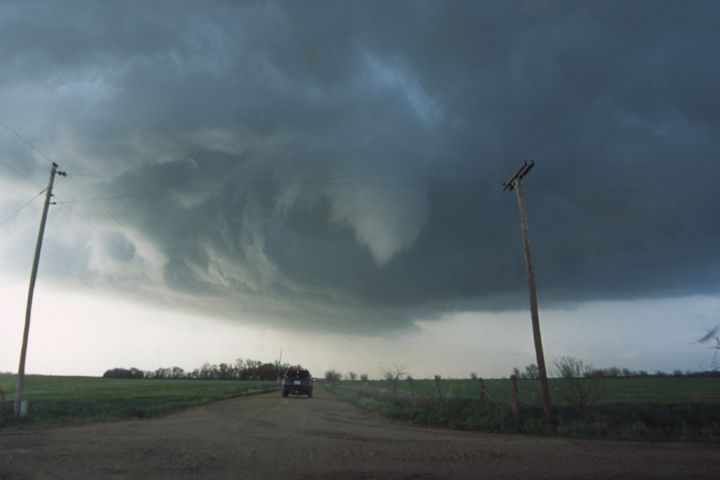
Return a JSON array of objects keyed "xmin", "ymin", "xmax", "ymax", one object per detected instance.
[
  {"xmin": 2, "ymin": 278, "xmax": 716, "ymax": 379},
  {"xmin": 1, "ymin": 281, "xmax": 275, "ymax": 376}
]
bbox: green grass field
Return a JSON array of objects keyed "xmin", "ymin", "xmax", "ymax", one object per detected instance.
[
  {"xmin": 335, "ymin": 377, "xmax": 720, "ymax": 405},
  {"xmin": 2, "ymin": 374, "xmax": 718, "ymax": 440},
  {"xmin": 330, "ymin": 376, "xmax": 720, "ymax": 440},
  {"xmin": 0, "ymin": 374, "xmax": 279, "ymax": 428}
]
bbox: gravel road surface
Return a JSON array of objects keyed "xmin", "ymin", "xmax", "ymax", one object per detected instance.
[{"xmin": 0, "ymin": 387, "xmax": 717, "ymax": 479}]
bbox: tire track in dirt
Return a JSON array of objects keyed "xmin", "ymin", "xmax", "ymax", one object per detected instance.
[{"xmin": 0, "ymin": 386, "xmax": 718, "ymax": 479}]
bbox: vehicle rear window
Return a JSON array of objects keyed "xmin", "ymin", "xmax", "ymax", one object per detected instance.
[{"xmin": 286, "ymin": 369, "xmax": 310, "ymax": 379}]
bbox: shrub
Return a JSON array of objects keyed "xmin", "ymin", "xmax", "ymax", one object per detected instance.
[
  {"xmin": 553, "ymin": 356, "xmax": 601, "ymax": 414},
  {"xmin": 324, "ymin": 370, "xmax": 342, "ymax": 384}
]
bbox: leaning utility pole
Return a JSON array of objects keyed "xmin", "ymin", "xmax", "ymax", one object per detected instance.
[
  {"xmin": 502, "ymin": 161, "xmax": 554, "ymax": 421},
  {"xmin": 14, "ymin": 162, "xmax": 66, "ymax": 417}
]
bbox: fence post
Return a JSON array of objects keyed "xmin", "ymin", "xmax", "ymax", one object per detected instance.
[
  {"xmin": 479, "ymin": 378, "xmax": 486, "ymax": 409},
  {"xmin": 510, "ymin": 375, "xmax": 520, "ymax": 421},
  {"xmin": 434, "ymin": 375, "xmax": 446, "ymax": 415},
  {"xmin": 434, "ymin": 375, "xmax": 444, "ymax": 399}
]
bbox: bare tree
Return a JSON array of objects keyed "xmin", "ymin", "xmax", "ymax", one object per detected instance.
[
  {"xmin": 382, "ymin": 365, "xmax": 406, "ymax": 400},
  {"xmin": 324, "ymin": 370, "xmax": 342, "ymax": 384},
  {"xmin": 553, "ymin": 355, "xmax": 600, "ymax": 413},
  {"xmin": 695, "ymin": 325, "xmax": 720, "ymax": 369},
  {"xmin": 523, "ymin": 364, "xmax": 539, "ymax": 380},
  {"xmin": 347, "ymin": 372, "xmax": 357, "ymax": 381}
]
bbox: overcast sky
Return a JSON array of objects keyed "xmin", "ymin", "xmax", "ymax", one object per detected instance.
[{"xmin": 1, "ymin": 1, "xmax": 719, "ymax": 378}]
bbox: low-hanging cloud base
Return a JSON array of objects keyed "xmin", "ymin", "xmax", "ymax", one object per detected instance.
[{"xmin": 1, "ymin": 0, "xmax": 719, "ymax": 337}]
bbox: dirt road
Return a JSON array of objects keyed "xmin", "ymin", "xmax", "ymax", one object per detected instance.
[{"xmin": 0, "ymin": 387, "xmax": 717, "ymax": 479}]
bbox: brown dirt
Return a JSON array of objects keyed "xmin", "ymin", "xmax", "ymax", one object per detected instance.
[{"xmin": 0, "ymin": 387, "xmax": 717, "ymax": 479}]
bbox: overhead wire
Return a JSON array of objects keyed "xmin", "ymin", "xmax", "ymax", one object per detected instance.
[
  {"xmin": 0, "ymin": 188, "xmax": 47, "ymax": 228},
  {"xmin": 0, "ymin": 119, "xmax": 146, "ymax": 260},
  {"xmin": 1, "ymin": 117, "xmax": 715, "ymax": 251},
  {"xmin": 64, "ymin": 157, "xmax": 496, "ymax": 186},
  {"xmin": 529, "ymin": 182, "xmax": 719, "ymax": 199},
  {"xmin": 0, "ymin": 119, "xmax": 56, "ymax": 165},
  {"xmin": 63, "ymin": 174, "xmax": 162, "ymax": 261},
  {"xmin": 0, "ymin": 120, "xmax": 54, "ymax": 188},
  {"xmin": 57, "ymin": 178, "xmax": 500, "ymax": 199},
  {"xmin": 564, "ymin": 157, "xmax": 714, "ymax": 174},
  {"xmin": 67, "ymin": 174, "xmax": 137, "ymax": 222},
  {"xmin": 64, "ymin": 158, "xmax": 717, "ymax": 198},
  {"xmin": 54, "ymin": 191, "xmax": 199, "ymax": 205},
  {"xmin": 57, "ymin": 173, "xmax": 720, "ymax": 199},
  {"xmin": 0, "ymin": 158, "xmax": 43, "ymax": 188},
  {"xmin": 1, "ymin": 116, "xmax": 715, "ymax": 197},
  {"xmin": 58, "ymin": 204, "xmax": 137, "ymax": 259}
]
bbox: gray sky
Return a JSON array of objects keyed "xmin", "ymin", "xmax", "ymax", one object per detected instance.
[{"xmin": 1, "ymin": 1, "xmax": 719, "ymax": 377}]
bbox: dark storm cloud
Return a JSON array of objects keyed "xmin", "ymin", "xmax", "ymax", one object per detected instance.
[{"xmin": 1, "ymin": 0, "xmax": 719, "ymax": 332}]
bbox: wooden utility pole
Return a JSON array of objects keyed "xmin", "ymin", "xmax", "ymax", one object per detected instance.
[
  {"xmin": 502, "ymin": 161, "xmax": 554, "ymax": 421},
  {"xmin": 14, "ymin": 162, "xmax": 66, "ymax": 417}
]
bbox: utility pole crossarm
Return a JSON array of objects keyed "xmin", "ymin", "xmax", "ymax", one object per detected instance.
[{"xmin": 502, "ymin": 160, "xmax": 534, "ymax": 191}]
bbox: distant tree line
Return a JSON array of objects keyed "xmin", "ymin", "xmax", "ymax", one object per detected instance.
[
  {"xmin": 321, "ymin": 370, "xmax": 370, "ymax": 384},
  {"xmin": 103, "ymin": 359, "xmax": 291, "ymax": 381},
  {"xmin": 103, "ymin": 367, "xmax": 144, "ymax": 379},
  {"xmin": 324, "ymin": 370, "xmax": 342, "ymax": 384},
  {"xmin": 581, "ymin": 367, "xmax": 720, "ymax": 379}
]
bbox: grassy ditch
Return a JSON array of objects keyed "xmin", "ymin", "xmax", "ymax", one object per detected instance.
[
  {"xmin": 329, "ymin": 377, "xmax": 720, "ymax": 441},
  {"xmin": 0, "ymin": 374, "xmax": 279, "ymax": 428}
]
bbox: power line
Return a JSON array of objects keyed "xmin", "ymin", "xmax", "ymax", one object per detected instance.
[
  {"xmin": 0, "ymin": 119, "xmax": 56, "ymax": 164},
  {"xmin": 65, "ymin": 168, "xmax": 720, "ymax": 197},
  {"xmin": 62, "ymin": 175, "xmax": 167, "ymax": 262},
  {"xmin": 0, "ymin": 119, "xmax": 57, "ymax": 187},
  {"xmin": 67, "ymin": 158, "xmax": 495, "ymax": 181},
  {"xmin": 0, "ymin": 189, "xmax": 47, "ymax": 228},
  {"xmin": 55, "ymin": 176, "xmax": 720, "ymax": 203},
  {"xmin": 54, "ymin": 191, "xmax": 192, "ymax": 204},
  {"xmin": 64, "ymin": 160, "xmax": 490, "ymax": 186},
  {"xmin": 57, "ymin": 179, "xmax": 499, "ymax": 200},
  {"xmin": 530, "ymin": 182, "xmax": 719, "ymax": 198},
  {"xmin": 561, "ymin": 157, "xmax": 714, "ymax": 174},
  {"xmin": 67, "ymin": 173, "xmax": 440, "ymax": 186},
  {"xmin": 0, "ymin": 121, "xmax": 139, "ymax": 241},
  {"xmin": 2, "ymin": 116, "xmax": 713, "ymax": 193},
  {"xmin": 59, "ymin": 205, "xmax": 137, "ymax": 259},
  {"xmin": 0, "ymin": 158, "xmax": 42, "ymax": 188}
]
